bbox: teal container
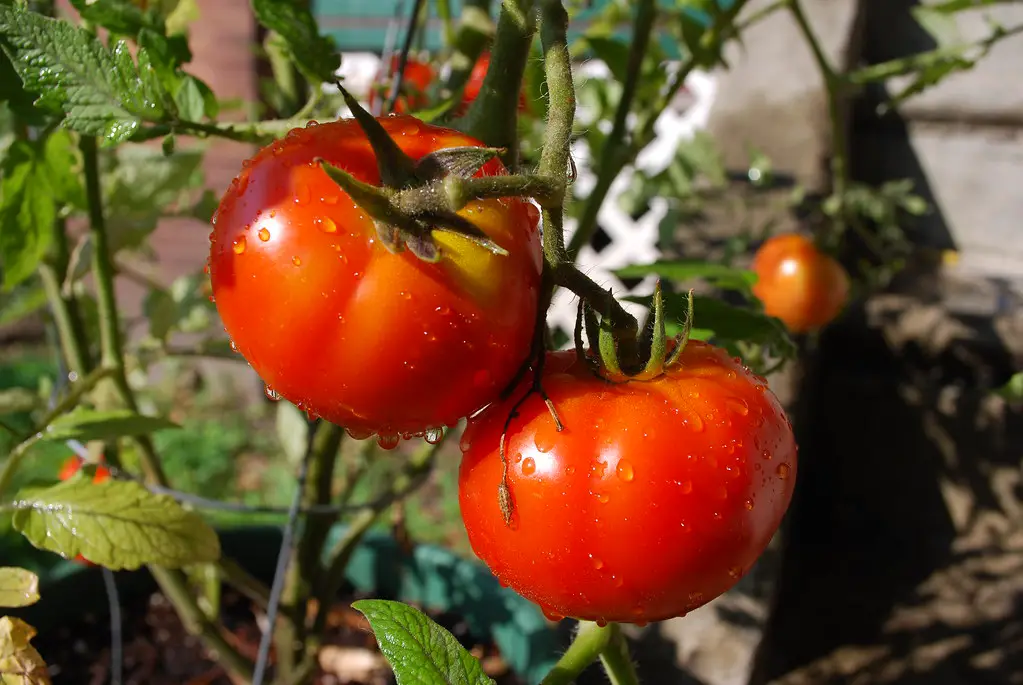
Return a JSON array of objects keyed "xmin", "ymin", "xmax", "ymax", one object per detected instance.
[{"xmin": 5, "ymin": 525, "xmax": 563, "ymax": 684}]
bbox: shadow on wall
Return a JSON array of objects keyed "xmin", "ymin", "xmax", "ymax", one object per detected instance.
[{"xmin": 744, "ymin": 5, "xmax": 1023, "ymax": 684}]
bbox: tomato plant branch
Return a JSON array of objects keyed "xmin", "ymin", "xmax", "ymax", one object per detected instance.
[
  {"xmin": 599, "ymin": 623, "xmax": 642, "ymax": 685},
  {"xmin": 273, "ymin": 420, "xmax": 345, "ymax": 682},
  {"xmin": 40, "ymin": 219, "xmax": 92, "ymax": 376},
  {"xmin": 0, "ymin": 365, "xmax": 114, "ymax": 497},
  {"xmin": 385, "ymin": 0, "xmax": 428, "ymax": 113},
  {"xmin": 461, "ymin": 0, "xmax": 536, "ymax": 169},
  {"xmin": 80, "ymin": 133, "xmax": 255, "ymax": 681},
  {"xmin": 785, "ymin": 0, "xmax": 848, "ymax": 232},
  {"xmin": 539, "ymin": 621, "xmax": 612, "ymax": 685}
]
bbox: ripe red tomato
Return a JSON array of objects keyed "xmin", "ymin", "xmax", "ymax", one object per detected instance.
[
  {"xmin": 59, "ymin": 456, "xmax": 111, "ymax": 566},
  {"xmin": 751, "ymin": 233, "xmax": 849, "ymax": 334},
  {"xmin": 458, "ymin": 342, "xmax": 797, "ymax": 624},
  {"xmin": 209, "ymin": 117, "xmax": 542, "ymax": 441},
  {"xmin": 367, "ymin": 55, "xmax": 435, "ymax": 114},
  {"xmin": 459, "ymin": 52, "xmax": 529, "ymax": 114}
]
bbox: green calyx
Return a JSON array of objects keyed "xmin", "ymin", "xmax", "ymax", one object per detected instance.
[
  {"xmin": 577, "ymin": 281, "xmax": 695, "ymax": 382},
  {"xmin": 320, "ymin": 84, "xmax": 562, "ymax": 263}
]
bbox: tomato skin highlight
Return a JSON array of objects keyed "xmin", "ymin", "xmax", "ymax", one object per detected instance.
[
  {"xmin": 751, "ymin": 233, "xmax": 850, "ymax": 334},
  {"xmin": 458, "ymin": 342, "xmax": 797, "ymax": 624},
  {"xmin": 209, "ymin": 117, "xmax": 542, "ymax": 438}
]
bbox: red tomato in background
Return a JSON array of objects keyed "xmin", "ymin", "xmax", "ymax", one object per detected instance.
[
  {"xmin": 458, "ymin": 342, "xmax": 797, "ymax": 624},
  {"xmin": 367, "ymin": 55, "xmax": 435, "ymax": 114},
  {"xmin": 459, "ymin": 52, "xmax": 529, "ymax": 114},
  {"xmin": 59, "ymin": 456, "xmax": 111, "ymax": 566},
  {"xmin": 209, "ymin": 117, "xmax": 543, "ymax": 441},
  {"xmin": 751, "ymin": 233, "xmax": 849, "ymax": 334}
]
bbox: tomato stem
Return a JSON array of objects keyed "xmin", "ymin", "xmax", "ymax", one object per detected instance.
[{"xmin": 540, "ymin": 621, "xmax": 640, "ymax": 685}]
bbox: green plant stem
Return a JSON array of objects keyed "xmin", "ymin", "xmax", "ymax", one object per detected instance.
[
  {"xmin": 462, "ymin": 0, "xmax": 536, "ymax": 168},
  {"xmin": 440, "ymin": 0, "xmax": 494, "ymax": 104},
  {"xmin": 218, "ymin": 556, "xmax": 271, "ymax": 611},
  {"xmin": 599, "ymin": 623, "xmax": 641, "ymax": 685},
  {"xmin": 78, "ymin": 134, "xmax": 254, "ymax": 681},
  {"xmin": 437, "ymin": 0, "xmax": 455, "ymax": 47},
  {"xmin": 39, "ymin": 259, "xmax": 89, "ymax": 377},
  {"xmin": 566, "ymin": 1, "xmax": 752, "ymax": 260},
  {"xmin": 273, "ymin": 420, "xmax": 344, "ymax": 683},
  {"xmin": 541, "ymin": 621, "xmax": 639, "ymax": 685},
  {"xmin": 0, "ymin": 365, "xmax": 114, "ymax": 497}
]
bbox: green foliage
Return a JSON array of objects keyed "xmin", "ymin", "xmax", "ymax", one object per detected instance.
[
  {"xmin": 251, "ymin": 0, "xmax": 340, "ymax": 84},
  {"xmin": 41, "ymin": 408, "xmax": 179, "ymax": 442},
  {"xmin": 0, "ymin": 131, "xmax": 80, "ymax": 289},
  {"xmin": 353, "ymin": 599, "xmax": 495, "ymax": 685},
  {"xmin": 11, "ymin": 476, "xmax": 220, "ymax": 570},
  {"xmin": 0, "ymin": 567, "xmax": 38, "ymax": 608}
]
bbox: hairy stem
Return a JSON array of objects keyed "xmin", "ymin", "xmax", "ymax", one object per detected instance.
[
  {"xmin": 273, "ymin": 421, "xmax": 344, "ymax": 682},
  {"xmin": 599, "ymin": 623, "xmax": 642, "ymax": 685},
  {"xmin": 461, "ymin": 0, "xmax": 536, "ymax": 168}
]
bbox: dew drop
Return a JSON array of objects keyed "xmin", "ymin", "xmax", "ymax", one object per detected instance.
[
  {"xmin": 728, "ymin": 566, "xmax": 742, "ymax": 579},
  {"xmin": 208, "ymin": 230, "xmax": 216, "ymax": 243},
  {"xmin": 762, "ymin": 449, "xmax": 773, "ymax": 460},
  {"xmin": 679, "ymin": 480, "xmax": 693, "ymax": 494},
  {"xmin": 513, "ymin": 452, "xmax": 523, "ymax": 464},
  {"xmin": 590, "ymin": 555, "xmax": 604, "ymax": 570},
  {"xmin": 596, "ymin": 492, "xmax": 610, "ymax": 504},
  {"xmin": 534, "ymin": 431, "xmax": 556, "ymax": 453},
  {"xmin": 777, "ymin": 463, "xmax": 791, "ymax": 479},
  {"xmin": 399, "ymin": 290, "xmax": 412, "ymax": 300},
  {"xmin": 612, "ymin": 575, "xmax": 624, "ymax": 588},
  {"xmin": 686, "ymin": 412, "xmax": 705, "ymax": 432},
  {"xmin": 229, "ymin": 340, "xmax": 238, "ymax": 353},
  {"xmin": 323, "ymin": 194, "xmax": 339, "ymax": 205},
  {"xmin": 543, "ymin": 609, "xmax": 564, "ymax": 622},
  {"xmin": 744, "ymin": 498, "xmax": 755, "ymax": 510},
  {"xmin": 264, "ymin": 384, "xmax": 281, "ymax": 401},
  {"xmin": 435, "ymin": 305, "xmax": 451, "ymax": 315},
  {"xmin": 258, "ymin": 227, "xmax": 271, "ymax": 242},
  {"xmin": 345, "ymin": 426, "xmax": 374, "ymax": 440},
  {"xmin": 616, "ymin": 460, "xmax": 635, "ymax": 482},
  {"xmin": 377, "ymin": 433, "xmax": 400, "ymax": 450},
  {"xmin": 596, "ymin": 618, "xmax": 608, "ymax": 628},
  {"xmin": 425, "ymin": 428, "xmax": 443, "ymax": 444},
  {"xmin": 727, "ymin": 398, "xmax": 749, "ymax": 416},
  {"xmin": 317, "ymin": 216, "xmax": 337, "ymax": 233},
  {"xmin": 295, "ymin": 183, "xmax": 311, "ymax": 204},
  {"xmin": 232, "ymin": 236, "xmax": 247, "ymax": 254},
  {"xmin": 458, "ymin": 432, "xmax": 472, "ymax": 453},
  {"xmin": 292, "ymin": 256, "xmax": 302, "ymax": 266},
  {"xmin": 521, "ymin": 457, "xmax": 536, "ymax": 476}
]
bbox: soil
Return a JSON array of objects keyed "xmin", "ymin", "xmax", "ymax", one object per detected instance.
[{"xmin": 35, "ymin": 586, "xmax": 526, "ymax": 685}]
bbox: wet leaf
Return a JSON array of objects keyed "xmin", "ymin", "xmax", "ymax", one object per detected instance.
[
  {"xmin": 0, "ymin": 616, "xmax": 50, "ymax": 685},
  {"xmin": 0, "ymin": 569, "xmax": 38, "ymax": 609}
]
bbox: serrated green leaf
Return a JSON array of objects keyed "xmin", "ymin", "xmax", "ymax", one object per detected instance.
[
  {"xmin": 11, "ymin": 478, "xmax": 220, "ymax": 570},
  {"xmin": 0, "ymin": 387, "xmax": 38, "ymax": 415},
  {"xmin": 0, "ymin": 6, "xmax": 166, "ymax": 143},
  {"xmin": 0, "ymin": 569, "xmax": 38, "ymax": 608},
  {"xmin": 69, "ymin": 0, "xmax": 163, "ymax": 37},
  {"xmin": 0, "ymin": 616, "xmax": 50, "ymax": 685},
  {"xmin": 615, "ymin": 260, "xmax": 758, "ymax": 291},
  {"xmin": 352, "ymin": 599, "xmax": 495, "ymax": 685},
  {"xmin": 42, "ymin": 408, "xmax": 179, "ymax": 442},
  {"xmin": 251, "ymin": 0, "xmax": 340, "ymax": 84},
  {"xmin": 0, "ymin": 130, "xmax": 77, "ymax": 290}
]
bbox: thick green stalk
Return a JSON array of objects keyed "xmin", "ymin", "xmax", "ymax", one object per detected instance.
[
  {"xmin": 599, "ymin": 623, "xmax": 642, "ymax": 685},
  {"xmin": 273, "ymin": 421, "xmax": 344, "ymax": 683},
  {"xmin": 39, "ymin": 219, "xmax": 91, "ymax": 375},
  {"xmin": 461, "ymin": 0, "xmax": 536, "ymax": 168}
]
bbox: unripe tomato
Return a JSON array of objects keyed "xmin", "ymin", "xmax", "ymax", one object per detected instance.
[
  {"xmin": 59, "ymin": 456, "xmax": 111, "ymax": 566},
  {"xmin": 367, "ymin": 55, "xmax": 435, "ymax": 114},
  {"xmin": 209, "ymin": 117, "xmax": 542, "ymax": 441},
  {"xmin": 458, "ymin": 342, "xmax": 797, "ymax": 624},
  {"xmin": 751, "ymin": 233, "xmax": 849, "ymax": 333}
]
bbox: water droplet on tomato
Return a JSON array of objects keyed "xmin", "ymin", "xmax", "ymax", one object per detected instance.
[
  {"xmin": 435, "ymin": 305, "xmax": 450, "ymax": 315},
  {"xmin": 542, "ymin": 609, "xmax": 564, "ymax": 622},
  {"xmin": 258, "ymin": 227, "xmax": 271, "ymax": 242},
  {"xmin": 203, "ymin": 263, "xmax": 210, "ymax": 275},
  {"xmin": 292, "ymin": 256, "xmax": 302, "ymax": 266},
  {"xmin": 679, "ymin": 480, "xmax": 693, "ymax": 494},
  {"xmin": 777, "ymin": 463, "xmax": 791, "ymax": 479},
  {"xmin": 590, "ymin": 555, "xmax": 604, "ymax": 570},
  {"xmin": 596, "ymin": 618, "xmax": 608, "ymax": 628},
  {"xmin": 728, "ymin": 566, "xmax": 742, "ymax": 579},
  {"xmin": 512, "ymin": 452, "xmax": 523, "ymax": 464},
  {"xmin": 425, "ymin": 428, "xmax": 443, "ymax": 444},
  {"xmin": 761, "ymin": 449, "xmax": 773, "ymax": 460},
  {"xmin": 616, "ymin": 460, "xmax": 635, "ymax": 482},
  {"xmin": 400, "ymin": 290, "xmax": 412, "ymax": 300},
  {"xmin": 687, "ymin": 412, "xmax": 705, "ymax": 432},
  {"xmin": 727, "ymin": 398, "xmax": 749, "ymax": 416},
  {"xmin": 306, "ymin": 120, "xmax": 319, "ymax": 127},
  {"xmin": 744, "ymin": 498, "xmax": 755, "ymax": 510},
  {"xmin": 521, "ymin": 457, "xmax": 536, "ymax": 475},
  {"xmin": 232, "ymin": 236, "xmax": 247, "ymax": 254},
  {"xmin": 377, "ymin": 433, "xmax": 400, "ymax": 450},
  {"xmin": 264, "ymin": 385, "xmax": 281, "ymax": 401},
  {"xmin": 322, "ymin": 194, "xmax": 339, "ymax": 205},
  {"xmin": 208, "ymin": 295, "xmax": 215, "ymax": 303},
  {"xmin": 345, "ymin": 426, "xmax": 374, "ymax": 440},
  {"xmin": 458, "ymin": 432, "xmax": 472, "ymax": 453},
  {"xmin": 208, "ymin": 231, "xmax": 216, "ymax": 243},
  {"xmin": 229, "ymin": 340, "xmax": 238, "ymax": 353},
  {"xmin": 534, "ymin": 430, "xmax": 555, "ymax": 453},
  {"xmin": 595, "ymin": 492, "xmax": 609, "ymax": 504},
  {"xmin": 612, "ymin": 575, "xmax": 624, "ymax": 588},
  {"xmin": 305, "ymin": 408, "xmax": 318, "ymax": 421},
  {"xmin": 317, "ymin": 216, "xmax": 337, "ymax": 233}
]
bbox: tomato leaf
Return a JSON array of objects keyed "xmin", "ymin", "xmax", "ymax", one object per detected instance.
[
  {"xmin": 0, "ymin": 387, "xmax": 38, "ymax": 416},
  {"xmin": 996, "ymin": 372, "xmax": 1023, "ymax": 405},
  {"xmin": 42, "ymin": 408, "xmax": 180, "ymax": 442},
  {"xmin": 614, "ymin": 260, "xmax": 758, "ymax": 292},
  {"xmin": 251, "ymin": 0, "xmax": 340, "ymax": 84},
  {"xmin": 0, "ymin": 616, "xmax": 51, "ymax": 685},
  {"xmin": 11, "ymin": 477, "xmax": 220, "ymax": 571},
  {"xmin": 0, "ymin": 569, "xmax": 39, "ymax": 609},
  {"xmin": 68, "ymin": 0, "xmax": 164, "ymax": 38},
  {"xmin": 0, "ymin": 5, "xmax": 168, "ymax": 143},
  {"xmin": 352, "ymin": 599, "xmax": 495, "ymax": 685},
  {"xmin": 0, "ymin": 132, "xmax": 80, "ymax": 290}
]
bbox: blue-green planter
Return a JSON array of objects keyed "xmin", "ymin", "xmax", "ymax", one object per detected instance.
[{"xmin": 7, "ymin": 525, "xmax": 563, "ymax": 684}]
